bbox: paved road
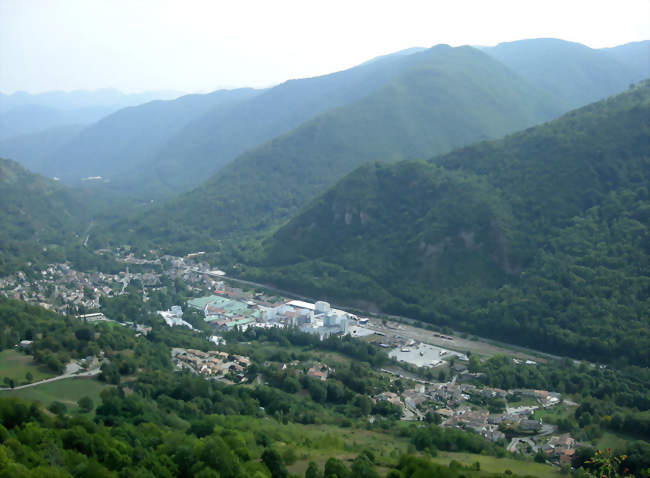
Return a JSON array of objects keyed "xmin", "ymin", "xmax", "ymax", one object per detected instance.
[
  {"xmin": 0, "ymin": 368, "xmax": 100, "ymax": 391},
  {"xmin": 508, "ymin": 437, "xmax": 538, "ymax": 453}
]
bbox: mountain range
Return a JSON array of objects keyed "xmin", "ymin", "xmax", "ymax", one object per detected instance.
[
  {"xmin": 245, "ymin": 81, "xmax": 650, "ymax": 365},
  {"xmin": 1, "ymin": 39, "xmax": 647, "ymax": 200},
  {"xmin": 0, "ymin": 38, "xmax": 648, "ymax": 364}
]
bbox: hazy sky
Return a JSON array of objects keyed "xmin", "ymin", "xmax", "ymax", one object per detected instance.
[{"xmin": 1, "ymin": 0, "xmax": 649, "ymax": 94}]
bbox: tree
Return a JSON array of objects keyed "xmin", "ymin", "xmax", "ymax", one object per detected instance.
[
  {"xmin": 468, "ymin": 355, "xmax": 481, "ymax": 373},
  {"xmin": 261, "ymin": 449, "xmax": 287, "ymax": 478},
  {"xmin": 324, "ymin": 457, "xmax": 350, "ymax": 478},
  {"xmin": 48, "ymin": 401, "xmax": 67, "ymax": 417},
  {"xmin": 75, "ymin": 328, "xmax": 93, "ymax": 341},
  {"xmin": 305, "ymin": 461, "xmax": 323, "ymax": 478},
  {"xmin": 78, "ymin": 396, "xmax": 94, "ymax": 413},
  {"xmin": 350, "ymin": 455, "xmax": 380, "ymax": 478}
]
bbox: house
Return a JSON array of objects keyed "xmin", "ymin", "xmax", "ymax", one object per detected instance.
[
  {"xmin": 559, "ymin": 449, "xmax": 575, "ymax": 465},
  {"xmin": 307, "ymin": 367, "xmax": 327, "ymax": 381},
  {"xmin": 435, "ymin": 408, "xmax": 454, "ymax": 419},
  {"xmin": 375, "ymin": 392, "xmax": 403, "ymax": 407},
  {"xmin": 519, "ymin": 419, "xmax": 542, "ymax": 432}
]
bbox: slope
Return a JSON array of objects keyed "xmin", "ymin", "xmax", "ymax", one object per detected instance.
[
  {"xmin": 0, "ymin": 124, "xmax": 85, "ymax": 174},
  {"xmin": 249, "ymin": 81, "xmax": 650, "ymax": 365},
  {"xmin": 122, "ymin": 44, "xmax": 559, "ymax": 251},
  {"xmin": 25, "ymin": 88, "xmax": 260, "ymax": 186},
  {"xmin": 0, "ymin": 158, "xmax": 121, "ymax": 276},
  {"xmin": 482, "ymin": 38, "xmax": 641, "ymax": 110},
  {"xmin": 0, "ymin": 88, "xmax": 182, "ymax": 114},
  {"xmin": 128, "ymin": 46, "xmax": 441, "ymax": 194},
  {"xmin": 602, "ymin": 40, "xmax": 650, "ymax": 81},
  {"xmin": 0, "ymin": 104, "xmax": 115, "ymax": 140}
]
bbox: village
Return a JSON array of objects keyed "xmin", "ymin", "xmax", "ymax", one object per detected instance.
[
  {"xmin": 0, "ymin": 249, "xmax": 581, "ymax": 466},
  {"xmin": 158, "ymin": 286, "xmax": 580, "ymax": 466},
  {"xmin": 0, "ymin": 250, "xmax": 217, "ymax": 314}
]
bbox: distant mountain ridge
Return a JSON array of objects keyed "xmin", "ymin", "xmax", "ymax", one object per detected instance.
[
  {"xmin": 0, "ymin": 88, "xmax": 183, "ymax": 113},
  {"xmin": 482, "ymin": 38, "xmax": 647, "ymax": 110},
  {"xmin": 1, "ymin": 38, "xmax": 646, "ymax": 199},
  {"xmin": 602, "ymin": 40, "xmax": 650, "ymax": 80},
  {"xmin": 40, "ymin": 88, "xmax": 261, "ymax": 186},
  {"xmin": 0, "ymin": 104, "xmax": 115, "ymax": 141},
  {"xmin": 128, "ymin": 46, "xmax": 451, "ymax": 194},
  {"xmin": 0, "ymin": 124, "xmax": 85, "ymax": 174},
  {"xmin": 115, "ymin": 44, "xmax": 560, "ymax": 251}
]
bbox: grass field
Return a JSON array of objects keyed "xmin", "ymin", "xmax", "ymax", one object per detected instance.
[
  {"xmin": 0, "ymin": 349, "xmax": 55, "ymax": 385},
  {"xmin": 1, "ymin": 376, "xmax": 110, "ymax": 411},
  {"xmin": 596, "ymin": 431, "xmax": 637, "ymax": 451},
  {"xmin": 533, "ymin": 404, "xmax": 576, "ymax": 422},
  {"xmin": 431, "ymin": 451, "xmax": 566, "ymax": 478},
  {"xmin": 283, "ymin": 425, "xmax": 410, "ymax": 476}
]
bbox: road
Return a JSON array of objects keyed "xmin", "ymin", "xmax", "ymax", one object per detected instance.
[{"xmin": 0, "ymin": 368, "xmax": 100, "ymax": 391}]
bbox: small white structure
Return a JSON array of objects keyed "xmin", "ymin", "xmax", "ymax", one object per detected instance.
[
  {"xmin": 209, "ymin": 336, "xmax": 226, "ymax": 345},
  {"xmin": 286, "ymin": 300, "xmax": 315, "ymax": 311},
  {"xmin": 315, "ymin": 301, "xmax": 331, "ymax": 314},
  {"xmin": 158, "ymin": 307, "xmax": 194, "ymax": 330}
]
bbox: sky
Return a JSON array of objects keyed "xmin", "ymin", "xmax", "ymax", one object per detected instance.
[{"xmin": 1, "ymin": 0, "xmax": 649, "ymax": 95}]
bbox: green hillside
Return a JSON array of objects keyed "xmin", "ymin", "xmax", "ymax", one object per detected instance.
[
  {"xmin": 128, "ymin": 46, "xmax": 454, "ymax": 194},
  {"xmin": 483, "ymin": 38, "xmax": 642, "ymax": 110},
  {"xmin": 245, "ymin": 82, "xmax": 650, "ymax": 365},
  {"xmin": 0, "ymin": 124, "xmax": 84, "ymax": 174},
  {"xmin": 602, "ymin": 40, "xmax": 650, "ymax": 81},
  {"xmin": 0, "ymin": 159, "xmax": 120, "ymax": 275},
  {"xmin": 8, "ymin": 88, "xmax": 260, "ymax": 188},
  {"xmin": 0, "ymin": 104, "xmax": 116, "ymax": 141},
  {"xmin": 118, "ymin": 45, "xmax": 559, "ymax": 252}
]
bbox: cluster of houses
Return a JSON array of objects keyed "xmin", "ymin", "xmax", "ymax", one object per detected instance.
[
  {"xmin": 171, "ymin": 348, "xmax": 250, "ymax": 382},
  {"xmin": 542, "ymin": 434, "xmax": 576, "ymax": 465}
]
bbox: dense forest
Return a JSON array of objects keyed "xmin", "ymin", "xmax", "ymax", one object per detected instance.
[{"xmin": 239, "ymin": 82, "xmax": 650, "ymax": 366}]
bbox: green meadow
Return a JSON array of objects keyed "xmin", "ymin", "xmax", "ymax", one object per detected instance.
[
  {"xmin": 1, "ymin": 376, "xmax": 110, "ymax": 410},
  {"xmin": 0, "ymin": 349, "xmax": 55, "ymax": 385}
]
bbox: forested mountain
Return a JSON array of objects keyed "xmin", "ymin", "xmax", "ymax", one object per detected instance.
[
  {"xmin": 4, "ymin": 40, "xmax": 644, "ymax": 197},
  {"xmin": 602, "ymin": 40, "xmax": 650, "ymax": 80},
  {"xmin": 125, "ymin": 46, "xmax": 456, "ymax": 194},
  {"xmin": 0, "ymin": 104, "xmax": 115, "ymax": 141},
  {"xmin": 0, "ymin": 124, "xmax": 84, "ymax": 174},
  {"xmin": 118, "ymin": 44, "xmax": 561, "ymax": 251},
  {"xmin": 31, "ymin": 88, "xmax": 259, "ymax": 185},
  {"xmin": 0, "ymin": 159, "xmax": 120, "ymax": 275},
  {"xmin": 482, "ymin": 38, "xmax": 645, "ymax": 110},
  {"xmin": 246, "ymin": 82, "xmax": 650, "ymax": 365}
]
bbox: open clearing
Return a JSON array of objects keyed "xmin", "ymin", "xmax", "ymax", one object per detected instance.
[
  {"xmin": 431, "ymin": 451, "xmax": 565, "ymax": 477},
  {"xmin": 1, "ymin": 376, "xmax": 110, "ymax": 409},
  {"xmin": 0, "ymin": 349, "xmax": 55, "ymax": 385}
]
